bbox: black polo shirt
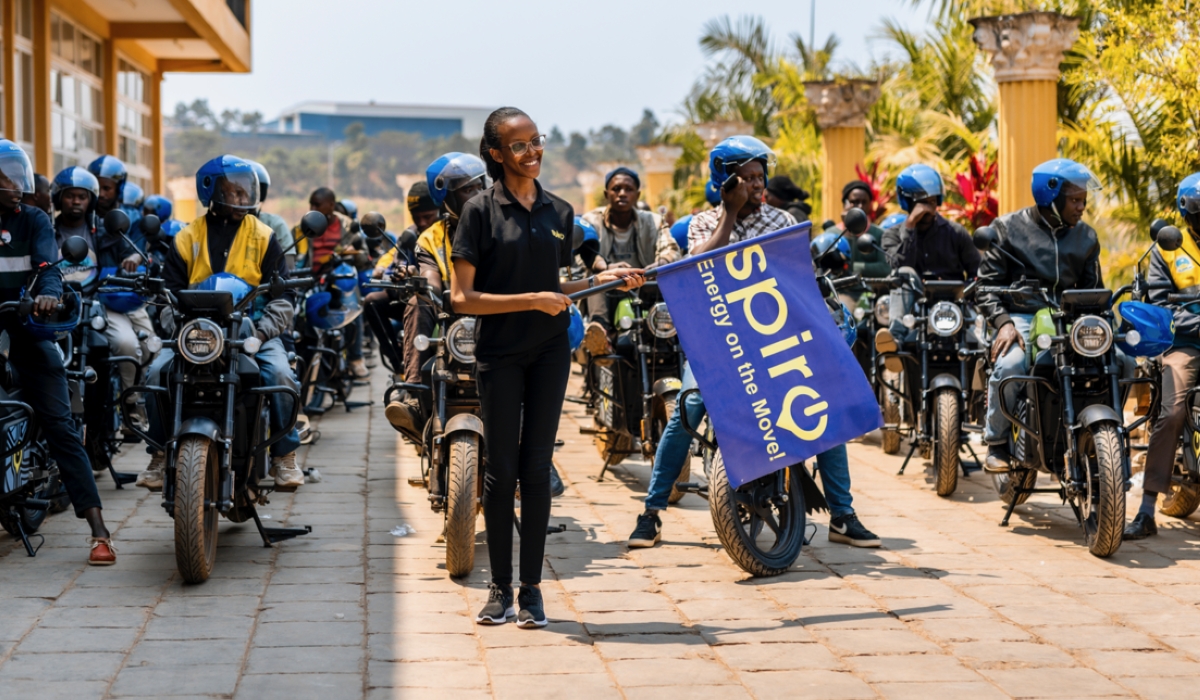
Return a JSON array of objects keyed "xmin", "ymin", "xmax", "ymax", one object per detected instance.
[{"xmin": 451, "ymin": 180, "xmax": 574, "ymax": 371}]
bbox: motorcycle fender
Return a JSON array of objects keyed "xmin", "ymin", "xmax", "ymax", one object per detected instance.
[
  {"xmin": 928, "ymin": 374, "xmax": 961, "ymax": 393},
  {"xmin": 1076, "ymin": 404, "xmax": 1121, "ymax": 430},
  {"xmin": 651, "ymin": 377, "xmax": 683, "ymax": 398},
  {"xmin": 444, "ymin": 413, "xmax": 484, "ymax": 438},
  {"xmin": 175, "ymin": 416, "xmax": 222, "ymax": 445}
]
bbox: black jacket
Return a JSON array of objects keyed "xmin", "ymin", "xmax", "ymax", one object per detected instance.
[
  {"xmin": 882, "ymin": 214, "xmax": 979, "ymax": 280},
  {"xmin": 976, "ymin": 206, "xmax": 1102, "ymax": 331},
  {"xmin": 0, "ymin": 205, "xmax": 62, "ymax": 302},
  {"xmin": 55, "ymin": 214, "xmax": 138, "ymax": 269}
]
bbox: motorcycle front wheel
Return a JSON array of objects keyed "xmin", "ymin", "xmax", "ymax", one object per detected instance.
[
  {"xmin": 880, "ymin": 374, "xmax": 901, "ymax": 455},
  {"xmin": 0, "ymin": 451, "xmax": 49, "ymax": 536},
  {"xmin": 1078, "ymin": 423, "xmax": 1125, "ymax": 558},
  {"xmin": 174, "ymin": 436, "xmax": 220, "ymax": 583},
  {"xmin": 444, "ymin": 432, "xmax": 480, "ymax": 578},
  {"xmin": 934, "ymin": 388, "xmax": 960, "ymax": 497},
  {"xmin": 708, "ymin": 449, "xmax": 804, "ymax": 578}
]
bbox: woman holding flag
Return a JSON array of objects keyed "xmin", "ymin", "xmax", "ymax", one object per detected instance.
[{"xmin": 451, "ymin": 107, "xmax": 643, "ymax": 628}]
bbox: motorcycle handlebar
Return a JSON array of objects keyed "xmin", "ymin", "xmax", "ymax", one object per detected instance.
[
  {"xmin": 1168, "ymin": 294, "xmax": 1200, "ymax": 304},
  {"xmin": 831, "ymin": 275, "xmax": 863, "ymax": 291}
]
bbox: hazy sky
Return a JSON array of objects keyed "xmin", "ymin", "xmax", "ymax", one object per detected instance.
[{"xmin": 162, "ymin": 0, "xmax": 930, "ymax": 135}]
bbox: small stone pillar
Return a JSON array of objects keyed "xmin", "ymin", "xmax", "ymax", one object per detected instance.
[{"xmin": 804, "ymin": 80, "xmax": 880, "ymax": 222}]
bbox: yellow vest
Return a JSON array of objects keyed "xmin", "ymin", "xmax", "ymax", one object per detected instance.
[
  {"xmin": 176, "ymin": 215, "xmax": 275, "ymax": 286},
  {"xmin": 1159, "ymin": 231, "xmax": 1200, "ymax": 292},
  {"xmin": 416, "ymin": 219, "xmax": 452, "ymax": 283}
]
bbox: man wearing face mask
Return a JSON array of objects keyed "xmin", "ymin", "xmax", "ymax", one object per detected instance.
[
  {"xmin": 578, "ymin": 167, "xmax": 679, "ymax": 355},
  {"xmin": 876, "ymin": 165, "xmax": 979, "ymax": 370},
  {"xmin": 976, "ymin": 159, "xmax": 1105, "ymax": 473}
]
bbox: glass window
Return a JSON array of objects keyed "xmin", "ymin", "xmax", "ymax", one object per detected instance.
[
  {"xmin": 50, "ymin": 14, "xmax": 104, "ymax": 170},
  {"xmin": 118, "ymin": 59, "xmax": 154, "ymax": 184},
  {"xmin": 17, "ymin": 0, "xmax": 32, "ymax": 41},
  {"xmin": 17, "ymin": 51, "xmax": 32, "ymax": 144}
]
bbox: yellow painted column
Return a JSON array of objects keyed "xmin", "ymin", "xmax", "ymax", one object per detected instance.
[
  {"xmin": 151, "ymin": 70, "xmax": 164, "ymax": 192},
  {"xmin": 971, "ymin": 12, "xmax": 1080, "ymax": 215},
  {"xmin": 635, "ymin": 144, "xmax": 682, "ymax": 209},
  {"xmin": 804, "ymin": 80, "xmax": 880, "ymax": 223},
  {"xmin": 31, "ymin": 0, "xmax": 50, "ymax": 174}
]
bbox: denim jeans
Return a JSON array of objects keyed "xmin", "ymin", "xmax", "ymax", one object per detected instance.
[
  {"xmin": 146, "ymin": 335, "xmax": 301, "ymax": 457},
  {"xmin": 644, "ymin": 362, "xmax": 855, "ymax": 517}
]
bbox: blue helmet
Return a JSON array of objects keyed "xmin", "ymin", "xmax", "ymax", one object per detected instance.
[
  {"xmin": 0, "ymin": 140, "xmax": 36, "ymax": 196},
  {"xmin": 22, "ymin": 289, "xmax": 82, "ymax": 341},
  {"xmin": 573, "ymin": 215, "xmax": 599, "ymax": 250},
  {"xmin": 704, "ymin": 180, "xmax": 721, "ymax": 206},
  {"xmin": 195, "ymin": 155, "xmax": 259, "ymax": 211},
  {"xmin": 670, "ymin": 214, "xmax": 692, "ymax": 253},
  {"xmin": 142, "ymin": 194, "xmax": 172, "ymax": 221},
  {"xmin": 87, "ymin": 155, "xmax": 127, "ymax": 199},
  {"xmin": 896, "ymin": 164, "xmax": 944, "ymax": 212},
  {"xmin": 1116, "ymin": 301, "xmax": 1174, "ymax": 358},
  {"xmin": 51, "ymin": 166, "xmax": 99, "ymax": 211},
  {"xmin": 426, "ymin": 153, "xmax": 487, "ymax": 210},
  {"xmin": 161, "ymin": 219, "xmax": 185, "ymax": 238},
  {"xmin": 708, "ymin": 135, "xmax": 775, "ymax": 190},
  {"xmin": 1177, "ymin": 172, "xmax": 1200, "ymax": 221},
  {"xmin": 811, "ymin": 231, "xmax": 851, "ymax": 271},
  {"xmin": 337, "ymin": 199, "xmax": 358, "ymax": 220},
  {"xmin": 97, "ymin": 288, "xmax": 146, "ymax": 313},
  {"xmin": 122, "ymin": 182, "xmax": 144, "ymax": 209},
  {"xmin": 880, "ymin": 212, "xmax": 907, "ymax": 230},
  {"xmin": 838, "ymin": 301, "xmax": 857, "ymax": 347},
  {"xmin": 245, "ymin": 160, "xmax": 271, "ymax": 201},
  {"xmin": 1031, "ymin": 158, "xmax": 1100, "ymax": 208},
  {"xmin": 568, "ymin": 305, "xmax": 585, "ymax": 351}
]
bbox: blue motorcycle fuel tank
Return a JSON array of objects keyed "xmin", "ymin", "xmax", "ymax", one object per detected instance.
[
  {"xmin": 97, "ymin": 265, "xmax": 150, "ymax": 313},
  {"xmin": 1116, "ymin": 300, "xmax": 1174, "ymax": 357},
  {"xmin": 307, "ymin": 263, "xmax": 363, "ymax": 331}
]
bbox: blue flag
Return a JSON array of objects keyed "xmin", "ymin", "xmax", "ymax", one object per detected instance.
[{"xmin": 655, "ymin": 222, "xmax": 882, "ymax": 488}]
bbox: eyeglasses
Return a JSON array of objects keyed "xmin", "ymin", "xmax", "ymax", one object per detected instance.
[{"xmin": 505, "ymin": 135, "xmax": 547, "ymax": 156}]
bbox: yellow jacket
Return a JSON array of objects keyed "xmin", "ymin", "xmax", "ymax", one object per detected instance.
[{"xmin": 175, "ymin": 214, "xmax": 274, "ymax": 286}]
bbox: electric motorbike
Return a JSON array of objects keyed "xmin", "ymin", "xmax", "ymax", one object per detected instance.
[{"xmin": 298, "ymin": 250, "xmax": 365, "ymax": 414}]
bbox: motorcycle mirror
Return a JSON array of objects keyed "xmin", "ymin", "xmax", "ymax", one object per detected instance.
[
  {"xmin": 397, "ymin": 228, "xmax": 417, "ymax": 251},
  {"xmin": 349, "ymin": 221, "xmax": 361, "ymax": 235},
  {"xmin": 843, "ymin": 207, "xmax": 870, "ymax": 236},
  {"xmin": 1150, "ymin": 218, "xmax": 1171, "ymax": 242},
  {"xmin": 299, "ymin": 210, "xmax": 328, "ymax": 239},
  {"xmin": 61, "ymin": 235, "xmax": 90, "ymax": 265},
  {"xmin": 855, "ymin": 233, "xmax": 876, "ymax": 255},
  {"xmin": 361, "ymin": 212, "xmax": 386, "ymax": 241},
  {"xmin": 104, "ymin": 209, "xmax": 131, "ymax": 236},
  {"xmin": 1156, "ymin": 225, "xmax": 1184, "ymax": 252},
  {"xmin": 973, "ymin": 226, "xmax": 997, "ymax": 251},
  {"xmin": 140, "ymin": 214, "xmax": 162, "ymax": 242}
]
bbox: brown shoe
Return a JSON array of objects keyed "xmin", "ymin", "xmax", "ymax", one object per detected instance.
[
  {"xmin": 583, "ymin": 321, "xmax": 611, "ymax": 356},
  {"xmin": 385, "ymin": 398, "xmax": 424, "ymax": 438},
  {"xmin": 88, "ymin": 537, "xmax": 117, "ymax": 566},
  {"xmin": 875, "ymin": 328, "xmax": 903, "ymax": 373}
]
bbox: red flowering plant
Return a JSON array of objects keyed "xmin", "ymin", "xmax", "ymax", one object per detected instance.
[
  {"xmin": 854, "ymin": 161, "xmax": 892, "ymax": 223},
  {"xmin": 943, "ymin": 152, "xmax": 998, "ymax": 229}
]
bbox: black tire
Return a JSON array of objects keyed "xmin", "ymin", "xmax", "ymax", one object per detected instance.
[
  {"xmin": 1079, "ymin": 423, "xmax": 1126, "ymax": 558},
  {"xmin": 0, "ymin": 449, "xmax": 48, "ymax": 536},
  {"xmin": 708, "ymin": 449, "xmax": 804, "ymax": 577},
  {"xmin": 174, "ymin": 437, "xmax": 220, "ymax": 583},
  {"xmin": 444, "ymin": 432, "xmax": 479, "ymax": 578},
  {"xmin": 1161, "ymin": 467, "xmax": 1200, "ymax": 519},
  {"xmin": 934, "ymin": 389, "xmax": 960, "ymax": 497},
  {"xmin": 993, "ymin": 468, "xmax": 1038, "ymax": 506},
  {"xmin": 881, "ymin": 384, "xmax": 901, "ymax": 455}
]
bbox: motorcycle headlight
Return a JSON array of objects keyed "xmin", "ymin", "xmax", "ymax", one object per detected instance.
[
  {"xmin": 145, "ymin": 336, "xmax": 163, "ymax": 355},
  {"xmin": 1070, "ymin": 315, "xmax": 1113, "ymax": 358},
  {"xmin": 446, "ymin": 317, "xmax": 477, "ymax": 364},
  {"xmin": 853, "ymin": 307, "xmax": 866, "ymax": 321},
  {"xmin": 927, "ymin": 301, "xmax": 964, "ymax": 337},
  {"xmin": 90, "ymin": 314, "xmax": 107, "ymax": 331},
  {"xmin": 873, "ymin": 296, "xmax": 891, "ymax": 326},
  {"xmin": 646, "ymin": 303, "xmax": 676, "ymax": 338},
  {"xmin": 177, "ymin": 318, "xmax": 224, "ymax": 365}
]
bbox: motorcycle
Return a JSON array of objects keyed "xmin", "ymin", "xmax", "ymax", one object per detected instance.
[
  {"xmin": 118, "ymin": 212, "xmax": 323, "ymax": 583},
  {"xmin": 0, "ymin": 237, "xmax": 89, "ymax": 555},
  {"xmin": 973, "ymin": 226, "xmax": 1164, "ymax": 557},
  {"xmin": 298, "ymin": 249, "xmax": 365, "ymax": 415},
  {"xmin": 850, "ymin": 276, "xmax": 905, "ymax": 454},
  {"xmin": 588, "ymin": 282, "xmax": 688, "ymax": 502},
  {"xmin": 855, "ymin": 236, "xmax": 988, "ymax": 496}
]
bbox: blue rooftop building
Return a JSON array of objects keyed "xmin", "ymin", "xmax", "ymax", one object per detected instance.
[{"xmin": 264, "ymin": 101, "xmax": 492, "ymax": 140}]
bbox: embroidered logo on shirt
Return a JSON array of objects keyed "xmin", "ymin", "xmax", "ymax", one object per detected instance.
[
  {"xmin": 551, "ymin": 230, "xmax": 565, "ymax": 240},
  {"xmin": 1176, "ymin": 256, "xmax": 1194, "ymax": 274}
]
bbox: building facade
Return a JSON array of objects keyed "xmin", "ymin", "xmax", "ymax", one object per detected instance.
[
  {"xmin": 267, "ymin": 101, "xmax": 492, "ymax": 141},
  {"xmin": 2, "ymin": 0, "xmax": 251, "ymax": 192}
]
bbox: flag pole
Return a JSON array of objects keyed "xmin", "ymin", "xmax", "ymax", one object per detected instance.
[{"xmin": 567, "ymin": 269, "xmax": 659, "ymax": 302}]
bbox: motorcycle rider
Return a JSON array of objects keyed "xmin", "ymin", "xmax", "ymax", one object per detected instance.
[
  {"xmin": 22, "ymin": 173, "xmax": 51, "ymax": 215},
  {"xmin": 0, "ymin": 141, "xmax": 115, "ymax": 564},
  {"xmin": 875, "ymin": 165, "xmax": 979, "ymax": 370},
  {"xmin": 627, "ymin": 136, "xmax": 882, "ymax": 550},
  {"xmin": 140, "ymin": 195, "xmax": 183, "ymax": 259},
  {"xmin": 88, "ymin": 155, "xmax": 146, "ymax": 254},
  {"xmin": 246, "ymin": 161, "xmax": 295, "ymax": 269},
  {"xmin": 138, "ymin": 155, "xmax": 304, "ymax": 489},
  {"xmin": 977, "ymin": 158, "xmax": 1104, "ymax": 473},
  {"xmin": 842, "ymin": 181, "xmax": 891, "ymax": 279},
  {"xmin": 50, "ymin": 167, "xmax": 157, "ymax": 432},
  {"xmin": 579, "ymin": 166, "xmax": 680, "ymax": 355},
  {"xmin": 763, "ymin": 174, "xmax": 812, "ymax": 223},
  {"xmin": 1126, "ymin": 173, "xmax": 1200, "ymax": 539}
]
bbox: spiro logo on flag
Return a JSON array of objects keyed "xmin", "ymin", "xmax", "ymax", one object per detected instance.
[{"xmin": 655, "ymin": 222, "xmax": 882, "ymax": 487}]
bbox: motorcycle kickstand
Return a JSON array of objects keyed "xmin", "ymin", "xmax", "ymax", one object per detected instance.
[
  {"xmin": 249, "ymin": 504, "xmax": 312, "ymax": 547},
  {"xmin": 13, "ymin": 517, "xmax": 42, "ymax": 557},
  {"xmin": 960, "ymin": 440, "xmax": 981, "ymax": 477},
  {"xmin": 513, "ymin": 510, "xmax": 567, "ymax": 537},
  {"xmin": 999, "ymin": 471, "xmax": 1026, "ymax": 527},
  {"xmin": 106, "ymin": 458, "xmax": 137, "ymax": 490},
  {"xmin": 897, "ymin": 440, "xmax": 918, "ymax": 475},
  {"xmin": 596, "ymin": 451, "xmax": 618, "ymax": 482},
  {"xmin": 343, "ymin": 400, "xmax": 371, "ymax": 412}
]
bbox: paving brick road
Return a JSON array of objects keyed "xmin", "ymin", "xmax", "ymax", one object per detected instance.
[{"xmin": 2, "ymin": 367, "xmax": 1200, "ymax": 699}]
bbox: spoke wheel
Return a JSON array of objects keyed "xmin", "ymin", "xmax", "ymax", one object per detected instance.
[
  {"xmin": 708, "ymin": 449, "xmax": 804, "ymax": 577},
  {"xmin": 174, "ymin": 437, "xmax": 220, "ymax": 583}
]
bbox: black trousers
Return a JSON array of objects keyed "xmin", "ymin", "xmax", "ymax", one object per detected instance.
[
  {"xmin": 477, "ymin": 333, "xmax": 570, "ymax": 587},
  {"xmin": 4, "ymin": 321, "xmax": 100, "ymax": 516}
]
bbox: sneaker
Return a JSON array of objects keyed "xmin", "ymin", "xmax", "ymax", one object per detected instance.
[
  {"xmin": 126, "ymin": 402, "xmax": 148, "ymax": 430},
  {"xmin": 1123, "ymin": 512, "xmax": 1158, "ymax": 540},
  {"xmin": 627, "ymin": 511, "xmax": 662, "ymax": 548},
  {"xmin": 349, "ymin": 358, "xmax": 370, "ymax": 379},
  {"xmin": 550, "ymin": 466, "xmax": 566, "ymax": 498},
  {"xmin": 874, "ymin": 328, "xmax": 903, "ymax": 373},
  {"xmin": 385, "ymin": 397, "xmax": 425, "ymax": 437},
  {"xmin": 476, "ymin": 583, "xmax": 515, "ymax": 624},
  {"xmin": 136, "ymin": 452, "xmax": 165, "ymax": 490},
  {"xmin": 828, "ymin": 513, "xmax": 881, "ymax": 548},
  {"xmin": 582, "ymin": 320, "xmax": 611, "ymax": 356},
  {"xmin": 270, "ymin": 453, "xmax": 305, "ymax": 488},
  {"xmin": 516, "ymin": 584, "xmax": 549, "ymax": 628},
  {"xmin": 984, "ymin": 444, "xmax": 1012, "ymax": 474}
]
